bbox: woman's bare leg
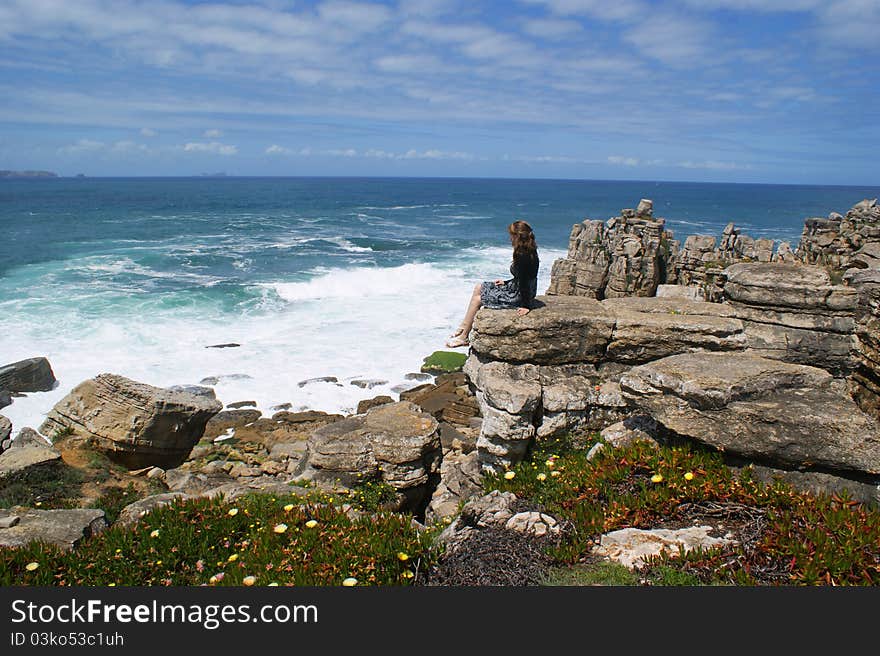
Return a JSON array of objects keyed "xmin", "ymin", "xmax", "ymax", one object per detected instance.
[{"xmin": 448, "ymin": 283, "xmax": 482, "ymax": 346}]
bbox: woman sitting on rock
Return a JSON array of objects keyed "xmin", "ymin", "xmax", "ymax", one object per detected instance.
[{"xmin": 446, "ymin": 220, "xmax": 539, "ymax": 348}]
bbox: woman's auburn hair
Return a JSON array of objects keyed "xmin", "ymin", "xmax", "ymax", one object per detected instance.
[{"xmin": 509, "ymin": 220, "xmax": 537, "ymax": 258}]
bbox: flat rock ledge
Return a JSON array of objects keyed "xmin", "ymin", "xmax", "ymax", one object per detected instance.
[{"xmin": 0, "ymin": 508, "xmax": 107, "ymax": 550}]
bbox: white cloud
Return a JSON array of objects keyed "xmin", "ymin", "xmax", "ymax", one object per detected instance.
[
  {"xmin": 58, "ymin": 139, "xmax": 106, "ymax": 154},
  {"xmin": 182, "ymin": 141, "xmax": 238, "ymax": 155},
  {"xmin": 623, "ymin": 13, "xmax": 713, "ymax": 66},
  {"xmin": 678, "ymin": 159, "xmax": 751, "ymax": 170},
  {"xmin": 519, "ymin": 0, "xmax": 646, "ymax": 21},
  {"xmin": 140, "ymin": 127, "xmax": 157, "ymax": 137},
  {"xmin": 203, "ymin": 129, "xmax": 223, "ymax": 138},
  {"xmin": 375, "ymin": 54, "xmax": 449, "ymax": 73},
  {"xmin": 608, "ymin": 155, "xmax": 641, "ymax": 166},
  {"xmin": 520, "ymin": 17, "xmax": 583, "ymax": 39},
  {"xmin": 265, "ymin": 144, "xmax": 291, "ymax": 154}
]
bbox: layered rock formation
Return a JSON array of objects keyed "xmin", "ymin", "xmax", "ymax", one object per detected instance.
[
  {"xmin": 40, "ymin": 374, "xmax": 222, "ymax": 469},
  {"xmin": 466, "ymin": 263, "xmax": 880, "ymax": 501},
  {"xmin": 797, "ymin": 198, "xmax": 880, "ymax": 270},
  {"xmin": 547, "ymin": 199, "xmax": 673, "ymax": 299}
]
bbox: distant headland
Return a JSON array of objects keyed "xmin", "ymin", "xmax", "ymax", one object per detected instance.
[{"xmin": 0, "ymin": 170, "xmax": 58, "ymax": 178}]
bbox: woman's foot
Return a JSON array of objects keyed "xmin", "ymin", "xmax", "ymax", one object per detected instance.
[
  {"xmin": 449, "ymin": 325, "xmax": 466, "ymax": 338},
  {"xmin": 445, "ymin": 335, "xmax": 469, "ymax": 348}
]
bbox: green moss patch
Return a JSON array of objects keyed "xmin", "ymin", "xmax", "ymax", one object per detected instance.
[{"xmin": 420, "ymin": 351, "xmax": 467, "ymax": 374}]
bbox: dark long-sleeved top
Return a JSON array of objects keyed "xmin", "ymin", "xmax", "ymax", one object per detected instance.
[{"xmin": 509, "ymin": 251, "xmax": 539, "ymax": 308}]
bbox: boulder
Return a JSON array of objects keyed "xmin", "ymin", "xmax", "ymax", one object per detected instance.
[
  {"xmin": 305, "ymin": 401, "xmax": 441, "ymax": 511},
  {"xmin": 0, "ymin": 415, "xmax": 11, "ymax": 447},
  {"xmin": 593, "ymin": 526, "xmax": 736, "ymax": 570},
  {"xmin": 115, "ymin": 493, "xmax": 188, "ymax": 527},
  {"xmin": 357, "ymin": 395, "xmax": 395, "ymax": 414},
  {"xmin": 0, "ymin": 508, "xmax": 106, "ymax": 550},
  {"xmin": 426, "ymin": 450, "xmax": 483, "ymax": 523},
  {"xmin": 167, "ymin": 385, "xmax": 217, "ymax": 400},
  {"xmin": 0, "ymin": 391, "xmax": 10, "ymax": 411},
  {"xmin": 39, "ymin": 374, "xmax": 222, "ymax": 469},
  {"xmin": 655, "ymin": 284, "xmax": 704, "ymax": 301},
  {"xmin": 0, "ymin": 443, "xmax": 62, "ymax": 478},
  {"xmin": 0, "ymin": 357, "xmax": 56, "ymax": 393},
  {"xmin": 620, "ymin": 352, "xmax": 880, "ymax": 476}
]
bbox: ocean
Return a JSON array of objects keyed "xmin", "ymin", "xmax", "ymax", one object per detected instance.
[{"xmin": 2, "ymin": 177, "xmax": 878, "ymax": 433}]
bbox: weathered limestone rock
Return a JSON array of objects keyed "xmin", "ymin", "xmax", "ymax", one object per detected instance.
[
  {"xmin": 588, "ymin": 415, "xmax": 661, "ymax": 460},
  {"xmin": 655, "ymin": 284, "xmax": 703, "ymax": 301},
  {"xmin": 593, "ymin": 526, "xmax": 736, "ymax": 570},
  {"xmin": 0, "ymin": 416, "xmax": 11, "ymax": 451},
  {"xmin": 0, "ymin": 508, "xmax": 107, "ymax": 550},
  {"xmin": 620, "ymin": 352, "xmax": 880, "ymax": 476},
  {"xmin": 547, "ymin": 206, "xmax": 672, "ymax": 299},
  {"xmin": 504, "ymin": 511, "xmax": 561, "ymax": 538},
  {"xmin": 797, "ymin": 199, "xmax": 880, "ymax": 270},
  {"xmin": 471, "ymin": 295, "xmax": 616, "ymax": 365},
  {"xmin": 357, "ymin": 395, "xmax": 394, "ymax": 414},
  {"xmin": 0, "ymin": 357, "xmax": 56, "ymax": 393},
  {"xmin": 724, "ymin": 262, "xmax": 858, "ymax": 373},
  {"xmin": 426, "ymin": 450, "xmax": 483, "ymax": 523},
  {"xmin": 39, "ymin": 373, "xmax": 222, "ymax": 469},
  {"xmin": 845, "ymin": 267, "xmax": 880, "ymax": 419},
  {"xmin": 8, "ymin": 427, "xmax": 49, "ymax": 449},
  {"xmin": 305, "ymin": 401, "xmax": 441, "ymax": 511},
  {"xmin": 0, "ymin": 392, "xmax": 10, "ymax": 411},
  {"xmin": 603, "ymin": 298, "xmax": 747, "ymax": 363},
  {"xmin": 0, "ymin": 443, "xmax": 62, "ymax": 478},
  {"xmin": 115, "ymin": 493, "xmax": 188, "ymax": 527},
  {"xmin": 167, "ymin": 385, "xmax": 217, "ymax": 400}
]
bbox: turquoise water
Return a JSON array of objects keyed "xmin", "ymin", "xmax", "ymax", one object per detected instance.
[{"xmin": 1, "ymin": 177, "xmax": 877, "ymax": 430}]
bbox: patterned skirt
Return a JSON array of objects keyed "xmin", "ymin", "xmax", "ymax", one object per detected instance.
[{"xmin": 480, "ymin": 280, "xmax": 522, "ymax": 309}]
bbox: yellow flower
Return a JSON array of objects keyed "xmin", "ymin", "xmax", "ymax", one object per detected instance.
[
  {"xmin": 25, "ymin": 562, "xmax": 39, "ymax": 572},
  {"xmin": 268, "ymin": 582, "xmax": 279, "ymax": 587},
  {"xmin": 115, "ymin": 549, "xmax": 122, "ymax": 554},
  {"xmin": 401, "ymin": 570, "xmax": 414, "ymax": 579},
  {"xmin": 108, "ymin": 583, "xmax": 116, "ymax": 587},
  {"xmin": 545, "ymin": 459, "xmax": 555, "ymax": 468},
  {"xmin": 150, "ymin": 529, "xmax": 160, "ymax": 538},
  {"xmin": 304, "ymin": 520, "xmax": 318, "ymax": 529},
  {"xmin": 397, "ymin": 552, "xmax": 409, "ymax": 562},
  {"xmin": 209, "ymin": 575, "xmax": 219, "ymax": 584},
  {"xmin": 550, "ymin": 470, "xmax": 561, "ymax": 477},
  {"xmin": 273, "ymin": 523, "xmax": 288, "ymax": 534},
  {"xmin": 504, "ymin": 471, "xmax": 516, "ymax": 480},
  {"xmin": 156, "ymin": 560, "xmax": 163, "ymax": 566},
  {"xmin": 242, "ymin": 576, "xmax": 256, "ymax": 586},
  {"xmin": 342, "ymin": 577, "xmax": 358, "ymax": 586},
  {"xmin": 536, "ymin": 473, "xmax": 547, "ymax": 481},
  {"xmin": 684, "ymin": 472, "xmax": 695, "ymax": 481},
  {"xmin": 227, "ymin": 554, "xmax": 239, "ymax": 562},
  {"xmin": 651, "ymin": 474, "xmax": 664, "ymax": 483},
  {"xmin": 283, "ymin": 504, "xmax": 294, "ymax": 512},
  {"xmin": 227, "ymin": 508, "xmax": 239, "ymax": 516}
]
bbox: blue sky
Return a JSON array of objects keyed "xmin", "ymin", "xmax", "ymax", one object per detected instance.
[{"xmin": 0, "ymin": 0, "xmax": 878, "ymax": 184}]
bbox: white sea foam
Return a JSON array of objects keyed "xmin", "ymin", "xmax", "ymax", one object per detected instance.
[{"xmin": 0, "ymin": 249, "xmax": 563, "ymax": 433}]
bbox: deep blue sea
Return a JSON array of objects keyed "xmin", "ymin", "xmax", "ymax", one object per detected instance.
[{"xmin": 2, "ymin": 177, "xmax": 878, "ymax": 431}]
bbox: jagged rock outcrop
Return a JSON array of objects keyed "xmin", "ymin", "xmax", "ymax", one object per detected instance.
[
  {"xmin": 0, "ymin": 357, "xmax": 56, "ymax": 393},
  {"xmin": 547, "ymin": 200, "xmax": 673, "ymax": 299},
  {"xmin": 797, "ymin": 198, "xmax": 880, "ymax": 270},
  {"xmin": 40, "ymin": 374, "xmax": 222, "ymax": 469},
  {"xmin": 0, "ymin": 416, "xmax": 12, "ymax": 452},
  {"xmin": 304, "ymin": 401, "xmax": 441, "ymax": 511},
  {"xmin": 845, "ymin": 268, "xmax": 880, "ymax": 419}
]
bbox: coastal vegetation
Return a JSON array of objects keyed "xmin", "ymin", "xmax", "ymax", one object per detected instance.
[{"xmin": 2, "ymin": 431, "xmax": 878, "ymax": 586}]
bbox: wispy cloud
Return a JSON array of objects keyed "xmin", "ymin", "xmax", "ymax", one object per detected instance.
[{"xmin": 182, "ymin": 141, "xmax": 238, "ymax": 155}]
